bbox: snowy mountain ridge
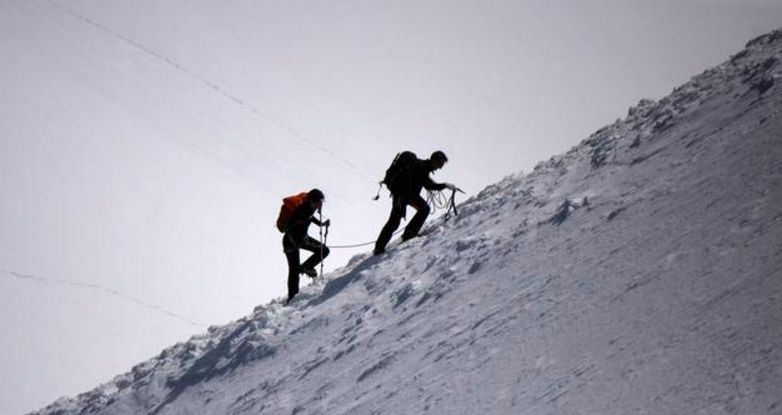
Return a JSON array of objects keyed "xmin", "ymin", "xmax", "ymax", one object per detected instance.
[{"xmin": 34, "ymin": 29, "xmax": 782, "ymax": 415}]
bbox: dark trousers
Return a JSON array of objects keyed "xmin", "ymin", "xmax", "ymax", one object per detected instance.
[
  {"xmin": 283, "ymin": 235, "xmax": 330, "ymax": 302},
  {"xmin": 375, "ymin": 194, "xmax": 430, "ymax": 253}
]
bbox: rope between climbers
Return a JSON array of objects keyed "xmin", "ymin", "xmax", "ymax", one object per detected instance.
[
  {"xmin": 327, "ymin": 188, "xmax": 462, "ymax": 250},
  {"xmin": 329, "ymin": 229, "xmax": 404, "ymax": 249}
]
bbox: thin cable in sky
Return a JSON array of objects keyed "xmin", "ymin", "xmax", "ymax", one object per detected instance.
[
  {"xmin": 40, "ymin": 0, "xmax": 370, "ymax": 182},
  {"xmin": 2, "ymin": 269, "xmax": 204, "ymax": 328}
]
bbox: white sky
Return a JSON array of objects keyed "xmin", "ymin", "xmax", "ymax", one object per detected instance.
[{"xmin": 1, "ymin": 1, "xmax": 781, "ymax": 413}]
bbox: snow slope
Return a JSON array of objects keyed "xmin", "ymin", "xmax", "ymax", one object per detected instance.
[{"xmin": 33, "ymin": 29, "xmax": 782, "ymax": 415}]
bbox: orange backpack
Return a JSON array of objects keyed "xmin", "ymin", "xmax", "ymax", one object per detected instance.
[{"xmin": 276, "ymin": 192, "xmax": 309, "ymax": 232}]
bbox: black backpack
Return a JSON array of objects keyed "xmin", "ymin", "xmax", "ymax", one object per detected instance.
[{"xmin": 382, "ymin": 151, "xmax": 418, "ymax": 196}]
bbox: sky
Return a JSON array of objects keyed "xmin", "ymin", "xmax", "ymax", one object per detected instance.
[{"xmin": 1, "ymin": 0, "xmax": 781, "ymax": 413}]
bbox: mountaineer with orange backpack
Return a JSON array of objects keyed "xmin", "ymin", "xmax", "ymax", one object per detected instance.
[{"xmin": 276, "ymin": 189, "xmax": 330, "ymax": 304}]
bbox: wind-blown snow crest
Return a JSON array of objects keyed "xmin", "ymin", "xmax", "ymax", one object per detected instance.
[{"xmin": 34, "ymin": 29, "xmax": 782, "ymax": 415}]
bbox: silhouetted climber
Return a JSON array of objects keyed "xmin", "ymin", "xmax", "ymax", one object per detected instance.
[
  {"xmin": 374, "ymin": 150, "xmax": 456, "ymax": 255},
  {"xmin": 276, "ymin": 189, "xmax": 330, "ymax": 303}
]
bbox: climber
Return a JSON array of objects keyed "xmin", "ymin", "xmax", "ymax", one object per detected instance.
[
  {"xmin": 374, "ymin": 150, "xmax": 456, "ymax": 255},
  {"xmin": 276, "ymin": 189, "xmax": 330, "ymax": 303}
]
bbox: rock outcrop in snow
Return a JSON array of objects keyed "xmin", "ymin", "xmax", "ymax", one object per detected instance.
[{"xmin": 34, "ymin": 29, "xmax": 782, "ymax": 415}]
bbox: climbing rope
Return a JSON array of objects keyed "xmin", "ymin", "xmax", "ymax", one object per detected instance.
[
  {"xmin": 328, "ymin": 229, "xmax": 404, "ymax": 249},
  {"xmin": 328, "ymin": 188, "xmax": 463, "ymax": 250},
  {"xmin": 426, "ymin": 189, "xmax": 452, "ymax": 213}
]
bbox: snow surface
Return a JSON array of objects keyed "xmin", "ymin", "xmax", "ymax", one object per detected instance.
[{"xmin": 32, "ymin": 29, "xmax": 782, "ymax": 415}]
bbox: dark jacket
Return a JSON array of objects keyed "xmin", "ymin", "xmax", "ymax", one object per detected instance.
[
  {"xmin": 284, "ymin": 202, "xmax": 325, "ymax": 244},
  {"xmin": 395, "ymin": 158, "xmax": 446, "ymax": 200}
]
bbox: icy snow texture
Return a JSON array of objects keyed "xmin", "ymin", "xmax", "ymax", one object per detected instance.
[{"xmin": 33, "ymin": 29, "xmax": 782, "ymax": 415}]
